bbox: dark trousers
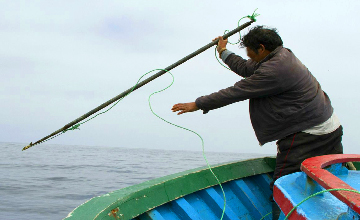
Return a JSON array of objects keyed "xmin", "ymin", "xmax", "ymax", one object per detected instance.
[{"xmin": 270, "ymin": 125, "xmax": 343, "ymax": 220}]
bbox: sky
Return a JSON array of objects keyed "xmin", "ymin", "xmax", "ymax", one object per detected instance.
[{"xmin": 1, "ymin": 0, "xmax": 360, "ymax": 155}]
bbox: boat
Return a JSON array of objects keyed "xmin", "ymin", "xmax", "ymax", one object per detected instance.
[
  {"xmin": 64, "ymin": 155, "xmax": 360, "ymax": 220},
  {"xmin": 274, "ymin": 154, "xmax": 360, "ymax": 219}
]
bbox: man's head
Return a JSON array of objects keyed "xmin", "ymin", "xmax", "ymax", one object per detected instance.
[{"xmin": 241, "ymin": 26, "xmax": 283, "ymax": 62}]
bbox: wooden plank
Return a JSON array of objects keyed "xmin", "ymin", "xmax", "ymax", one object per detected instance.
[
  {"xmin": 153, "ymin": 205, "xmax": 181, "ymax": 220},
  {"xmin": 242, "ymin": 176, "xmax": 272, "ymax": 212},
  {"xmin": 212, "ymin": 184, "xmax": 254, "ymax": 219},
  {"xmin": 183, "ymin": 193, "xmax": 218, "ymax": 220},
  {"xmin": 273, "ymin": 183, "xmax": 307, "ymax": 220},
  {"xmin": 197, "ymin": 188, "xmax": 240, "ymax": 220},
  {"xmin": 138, "ymin": 209, "xmax": 166, "ymax": 220},
  {"xmin": 230, "ymin": 179, "xmax": 264, "ymax": 219},
  {"xmin": 170, "ymin": 198, "xmax": 203, "ymax": 220}
]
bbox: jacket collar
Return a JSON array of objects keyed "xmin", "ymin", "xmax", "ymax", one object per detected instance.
[{"xmin": 255, "ymin": 46, "xmax": 283, "ymax": 68}]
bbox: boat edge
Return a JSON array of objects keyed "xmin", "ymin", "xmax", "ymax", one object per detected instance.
[{"xmin": 64, "ymin": 156, "xmax": 276, "ymax": 220}]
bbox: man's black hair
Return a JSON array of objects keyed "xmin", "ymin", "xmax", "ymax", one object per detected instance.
[{"xmin": 240, "ymin": 26, "xmax": 283, "ymax": 53}]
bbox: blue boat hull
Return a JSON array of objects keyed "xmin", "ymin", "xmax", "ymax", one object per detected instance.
[
  {"xmin": 66, "ymin": 156, "xmax": 360, "ymax": 219},
  {"xmin": 134, "ymin": 173, "xmax": 281, "ymax": 220},
  {"xmin": 64, "ymin": 157, "xmax": 277, "ymax": 220}
]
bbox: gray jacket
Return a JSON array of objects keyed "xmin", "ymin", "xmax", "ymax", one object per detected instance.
[{"xmin": 195, "ymin": 46, "xmax": 333, "ymax": 145}]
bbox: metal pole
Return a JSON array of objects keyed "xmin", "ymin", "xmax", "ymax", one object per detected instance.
[{"xmin": 23, "ymin": 20, "xmax": 255, "ymax": 151}]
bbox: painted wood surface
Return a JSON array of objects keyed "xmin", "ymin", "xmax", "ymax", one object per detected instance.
[
  {"xmin": 274, "ymin": 154, "xmax": 360, "ymax": 220},
  {"xmin": 134, "ymin": 174, "xmax": 274, "ymax": 220},
  {"xmin": 301, "ymin": 154, "xmax": 360, "ymax": 214},
  {"xmin": 64, "ymin": 157, "xmax": 276, "ymax": 220}
]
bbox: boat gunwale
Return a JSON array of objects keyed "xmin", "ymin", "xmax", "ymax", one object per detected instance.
[{"xmin": 64, "ymin": 156, "xmax": 276, "ymax": 220}]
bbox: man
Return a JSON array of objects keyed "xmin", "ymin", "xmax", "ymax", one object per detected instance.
[{"xmin": 171, "ymin": 26, "xmax": 343, "ymax": 219}]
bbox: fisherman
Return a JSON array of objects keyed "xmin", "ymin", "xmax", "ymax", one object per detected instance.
[{"xmin": 171, "ymin": 26, "xmax": 343, "ymax": 219}]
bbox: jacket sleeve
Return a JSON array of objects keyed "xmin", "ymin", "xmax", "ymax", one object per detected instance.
[
  {"xmin": 195, "ymin": 70, "xmax": 283, "ymax": 113},
  {"xmin": 225, "ymin": 54, "xmax": 257, "ymax": 78}
]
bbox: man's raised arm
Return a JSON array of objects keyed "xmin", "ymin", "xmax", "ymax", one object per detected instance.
[{"xmin": 214, "ymin": 36, "xmax": 256, "ymax": 78}]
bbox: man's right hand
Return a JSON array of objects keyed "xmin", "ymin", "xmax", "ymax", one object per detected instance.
[
  {"xmin": 213, "ymin": 36, "xmax": 228, "ymax": 54},
  {"xmin": 171, "ymin": 102, "xmax": 199, "ymax": 115}
]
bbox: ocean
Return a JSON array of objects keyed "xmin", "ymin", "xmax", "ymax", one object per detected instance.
[{"xmin": 0, "ymin": 142, "xmax": 271, "ymax": 220}]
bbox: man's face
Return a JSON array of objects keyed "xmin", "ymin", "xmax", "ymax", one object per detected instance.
[
  {"xmin": 246, "ymin": 45, "xmax": 271, "ymax": 63},
  {"xmin": 246, "ymin": 47, "xmax": 262, "ymax": 63}
]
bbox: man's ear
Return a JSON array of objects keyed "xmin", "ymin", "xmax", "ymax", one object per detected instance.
[{"xmin": 258, "ymin": 44, "xmax": 266, "ymax": 54}]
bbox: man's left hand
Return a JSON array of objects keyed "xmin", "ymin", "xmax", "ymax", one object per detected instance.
[{"xmin": 171, "ymin": 102, "xmax": 199, "ymax": 115}]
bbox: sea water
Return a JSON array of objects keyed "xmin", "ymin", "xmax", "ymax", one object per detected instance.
[{"xmin": 0, "ymin": 142, "xmax": 270, "ymax": 220}]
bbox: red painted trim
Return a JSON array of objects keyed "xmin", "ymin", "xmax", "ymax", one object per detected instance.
[
  {"xmin": 273, "ymin": 185, "xmax": 307, "ymax": 219},
  {"xmin": 301, "ymin": 154, "xmax": 360, "ymax": 214},
  {"xmin": 277, "ymin": 134, "xmax": 296, "ymax": 179}
]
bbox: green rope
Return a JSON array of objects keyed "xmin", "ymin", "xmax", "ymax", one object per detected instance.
[
  {"xmin": 63, "ymin": 124, "xmax": 80, "ymax": 132},
  {"xmin": 62, "ymin": 71, "xmax": 149, "ymax": 133},
  {"xmin": 259, "ymin": 211, "xmax": 272, "ymax": 220},
  {"xmin": 215, "ymin": 8, "xmax": 260, "ymax": 71},
  {"xmin": 215, "ymin": 47, "xmax": 232, "ymax": 71},
  {"xmin": 35, "ymin": 70, "xmax": 153, "ymax": 145},
  {"xmin": 284, "ymin": 188, "xmax": 360, "ymax": 219},
  {"xmin": 248, "ymin": 8, "xmax": 260, "ymax": 22},
  {"xmin": 148, "ymin": 69, "xmax": 227, "ymax": 220},
  {"xmin": 57, "ymin": 11, "xmax": 260, "ymax": 218},
  {"xmin": 32, "ymin": 11, "xmax": 263, "ymax": 218},
  {"xmin": 55, "ymin": 67, "xmax": 228, "ymax": 219},
  {"xmin": 260, "ymin": 188, "xmax": 360, "ymax": 220},
  {"xmin": 35, "ymin": 9, "xmax": 259, "ymax": 147},
  {"xmin": 37, "ymin": 67, "xmax": 228, "ymax": 220},
  {"xmin": 224, "ymin": 8, "xmax": 259, "ymax": 45}
]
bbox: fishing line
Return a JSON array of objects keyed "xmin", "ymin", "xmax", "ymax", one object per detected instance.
[
  {"xmin": 34, "ymin": 68, "xmax": 228, "ymax": 220},
  {"xmin": 27, "ymin": 10, "xmax": 261, "ymax": 219},
  {"xmin": 29, "ymin": 69, "xmax": 159, "ymax": 146},
  {"xmin": 61, "ymin": 67, "xmax": 228, "ymax": 219},
  {"xmin": 259, "ymin": 211, "xmax": 272, "ymax": 220},
  {"xmin": 28, "ymin": 9, "xmax": 259, "ymax": 148},
  {"xmin": 147, "ymin": 69, "xmax": 227, "ymax": 220}
]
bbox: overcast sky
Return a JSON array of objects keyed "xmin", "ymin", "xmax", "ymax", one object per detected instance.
[{"xmin": 1, "ymin": 0, "xmax": 359, "ymax": 155}]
